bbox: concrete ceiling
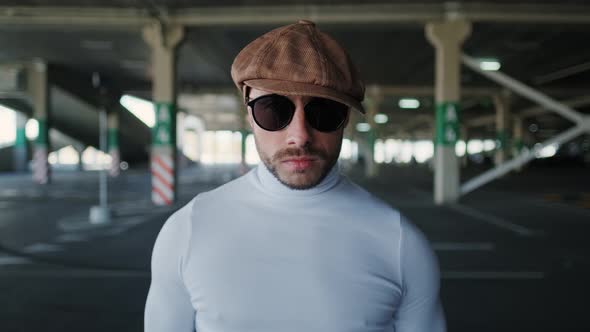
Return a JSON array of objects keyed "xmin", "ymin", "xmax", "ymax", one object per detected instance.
[{"xmin": 1, "ymin": 0, "xmax": 590, "ymax": 143}]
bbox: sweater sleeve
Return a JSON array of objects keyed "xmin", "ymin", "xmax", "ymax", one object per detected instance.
[
  {"xmin": 392, "ymin": 216, "xmax": 446, "ymax": 332},
  {"xmin": 145, "ymin": 203, "xmax": 196, "ymax": 332}
]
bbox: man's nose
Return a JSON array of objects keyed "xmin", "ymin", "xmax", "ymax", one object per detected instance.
[{"xmin": 285, "ymin": 106, "xmax": 311, "ymax": 147}]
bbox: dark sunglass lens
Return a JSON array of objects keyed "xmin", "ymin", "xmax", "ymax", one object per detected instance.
[
  {"xmin": 251, "ymin": 95, "xmax": 295, "ymax": 131},
  {"xmin": 305, "ymin": 98, "xmax": 349, "ymax": 132}
]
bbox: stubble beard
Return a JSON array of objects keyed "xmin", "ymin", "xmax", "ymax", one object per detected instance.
[{"xmin": 257, "ymin": 143, "xmax": 340, "ymax": 190}]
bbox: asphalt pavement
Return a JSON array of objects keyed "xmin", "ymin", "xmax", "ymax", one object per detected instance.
[{"xmin": 0, "ymin": 162, "xmax": 588, "ymax": 332}]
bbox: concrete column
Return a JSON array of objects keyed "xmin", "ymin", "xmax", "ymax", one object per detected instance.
[
  {"xmin": 239, "ymin": 100, "xmax": 249, "ymax": 174},
  {"xmin": 13, "ymin": 111, "xmax": 28, "ymax": 172},
  {"xmin": 493, "ymin": 90, "xmax": 512, "ymax": 165},
  {"xmin": 460, "ymin": 125, "xmax": 469, "ymax": 168},
  {"xmin": 176, "ymin": 111, "xmax": 187, "ymax": 170},
  {"xmin": 107, "ymin": 112, "xmax": 120, "ymax": 177},
  {"xmin": 27, "ymin": 60, "xmax": 51, "ymax": 184},
  {"xmin": 143, "ymin": 23, "xmax": 184, "ymax": 205},
  {"xmin": 364, "ymin": 88, "xmax": 381, "ymax": 178},
  {"xmin": 74, "ymin": 143, "xmax": 85, "ymax": 171},
  {"xmin": 426, "ymin": 20, "xmax": 471, "ymax": 205},
  {"xmin": 410, "ymin": 134, "xmax": 417, "ymax": 165},
  {"xmin": 512, "ymin": 116, "xmax": 524, "ymax": 172},
  {"xmin": 348, "ymin": 108, "xmax": 361, "ymax": 165}
]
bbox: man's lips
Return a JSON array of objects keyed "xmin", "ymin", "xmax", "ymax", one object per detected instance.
[
  {"xmin": 282, "ymin": 156, "xmax": 316, "ymax": 162},
  {"xmin": 281, "ymin": 156, "xmax": 317, "ymax": 170}
]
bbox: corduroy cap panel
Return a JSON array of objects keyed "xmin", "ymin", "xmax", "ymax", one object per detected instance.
[{"xmin": 231, "ymin": 20, "xmax": 365, "ymax": 113}]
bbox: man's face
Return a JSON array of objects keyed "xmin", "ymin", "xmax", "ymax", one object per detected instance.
[{"xmin": 247, "ymin": 87, "xmax": 349, "ymax": 190}]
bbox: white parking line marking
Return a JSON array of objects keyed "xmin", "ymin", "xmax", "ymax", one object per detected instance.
[
  {"xmin": 0, "ymin": 256, "xmax": 32, "ymax": 266},
  {"xmin": 54, "ymin": 233, "xmax": 88, "ymax": 243},
  {"xmin": 22, "ymin": 243, "xmax": 63, "ymax": 254},
  {"xmin": 0, "ymin": 201, "xmax": 14, "ymax": 208},
  {"xmin": 449, "ymin": 204, "xmax": 539, "ymax": 237}
]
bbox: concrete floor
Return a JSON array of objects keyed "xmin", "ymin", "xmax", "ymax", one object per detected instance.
[{"xmin": 0, "ymin": 162, "xmax": 589, "ymax": 331}]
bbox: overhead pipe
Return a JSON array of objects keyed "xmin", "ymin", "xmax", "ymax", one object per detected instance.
[
  {"xmin": 2, "ymin": 4, "xmax": 590, "ymax": 26},
  {"xmin": 460, "ymin": 54, "xmax": 590, "ymax": 195},
  {"xmin": 461, "ymin": 122, "xmax": 589, "ymax": 195},
  {"xmin": 462, "ymin": 55, "xmax": 585, "ymax": 124}
]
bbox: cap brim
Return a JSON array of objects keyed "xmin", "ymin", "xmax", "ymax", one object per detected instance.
[{"xmin": 244, "ymin": 79, "xmax": 365, "ymax": 114}]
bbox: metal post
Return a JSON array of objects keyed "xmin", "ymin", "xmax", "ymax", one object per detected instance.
[
  {"xmin": 89, "ymin": 72, "xmax": 111, "ymax": 225},
  {"xmin": 99, "ymin": 108, "xmax": 108, "ymax": 208}
]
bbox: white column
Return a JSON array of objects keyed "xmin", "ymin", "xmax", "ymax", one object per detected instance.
[
  {"xmin": 27, "ymin": 60, "xmax": 51, "ymax": 184},
  {"xmin": 143, "ymin": 23, "xmax": 184, "ymax": 205},
  {"xmin": 107, "ymin": 112, "xmax": 120, "ymax": 177},
  {"xmin": 14, "ymin": 111, "xmax": 28, "ymax": 172},
  {"xmin": 460, "ymin": 125, "xmax": 469, "ymax": 168},
  {"xmin": 364, "ymin": 89, "xmax": 381, "ymax": 178},
  {"xmin": 512, "ymin": 116, "xmax": 524, "ymax": 172},
  {"xmin": 493, "ymin": 91, "xmax": 512, "ymax": 165},
  {"xmin": 426, "ymin": 20, "xmax": 471, "ymax": 205}
]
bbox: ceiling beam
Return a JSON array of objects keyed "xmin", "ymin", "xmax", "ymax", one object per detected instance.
[
  {"xmin": 378, "ymin": 85, "xmax": 495, "ymax": 97},
  {"xmin": 2, "ymin": 4, "xmax": 590, "ymax": 27},
  {"xmin": 465, "ymin": 95, "xmax": 590, "ymax": 128}
]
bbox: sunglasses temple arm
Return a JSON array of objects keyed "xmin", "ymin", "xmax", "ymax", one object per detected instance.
[{"xmin": 242, "ymin": 85, "xmax": 251, "ymax": 105}]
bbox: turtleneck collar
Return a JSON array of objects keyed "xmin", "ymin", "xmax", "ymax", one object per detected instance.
[{"xmin": 252, "ymin": 162, "xmax": 342, "ymax": 198}]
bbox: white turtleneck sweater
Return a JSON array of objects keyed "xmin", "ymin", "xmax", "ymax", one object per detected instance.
[{"xmin": 145, "ymin": 164, "xmax": 445, "ymax": 332}]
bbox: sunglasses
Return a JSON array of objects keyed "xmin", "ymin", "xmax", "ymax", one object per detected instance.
[{"xmin": 246, "ymin": 94, "xmax": 349, "ymax": 132}]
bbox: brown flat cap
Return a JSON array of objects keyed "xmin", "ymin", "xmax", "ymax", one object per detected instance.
[{"xmin": 231, "ymin": 20, "xmax": 365, "ymax": 113}]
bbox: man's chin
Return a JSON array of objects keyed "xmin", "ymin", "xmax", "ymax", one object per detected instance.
[
  {"xmin": 275, "ymin": 169, "xmax": 324, "ymax": 190},
  {"xmin": 278, "ymin": 176, "xmax": 321, "ymax": 190}
]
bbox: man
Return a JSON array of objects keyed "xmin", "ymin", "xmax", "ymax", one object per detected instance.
[{"xmin": 145, "ymin": 20, "xmax": 445, "ymax": 332}]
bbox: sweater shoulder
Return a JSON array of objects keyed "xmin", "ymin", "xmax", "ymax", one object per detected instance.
[
  {"xmin": 340, "ymin": 177, "xmax": 402, "ymax": 217},
  {"xmin": 193, "ymin": 171, "xmax": 254, "ymax": 204}
]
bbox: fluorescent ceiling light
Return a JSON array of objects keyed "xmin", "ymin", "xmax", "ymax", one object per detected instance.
[
  {"xmin": 479, "ymin": 58, "xmax": 501, "ymax": 71},
  {"xmin": 120, "ymin": 95, "xmax": 155, "ymax": 127},
  {"xmin": 374, "ymin": 113, "xmax": 388, "ymax": 124},
  {"xmin": 80, "ymin": 40, "xmax": 113, "ymax": 51},
  {"xmin": 356, "ymin": 123, "xmax": 371, "ymax": 132},
  {"xmin": 399, "ymin": 98, "xmax": 420, "ymax": 109}
]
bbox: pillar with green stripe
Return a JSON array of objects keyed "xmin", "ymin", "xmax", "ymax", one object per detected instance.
[
  {"xmin": 28, "ymin": 60, "xmax": 51, "ymax": 184},
  {"xmin": 493, "ymin": 91, "xmax": 512, "ymax": 165},
  {"xmin": 364, "ymin": 89, "xmax": 381, "ymax": 178},
  {"xmin": 426, "ymin": 20, "xmax": 471, "ymax": 205},
  {"xmin": 144, "ymin": 23, "xmax": 184, "ymax": 205},
  {"xmin": 108, "ymin": 112, "xmax": 120, "ymax": 177},
  {"xmin": 435, "ymin": 102, "xmax": 461, "ymax": 147},
  {"xmin": 14, "ymin": 112, "xmax": 28, "ymax": 172},
  {"xmin": 512, "ymin": 116, "xmax": 525, "ymax": 172}
]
